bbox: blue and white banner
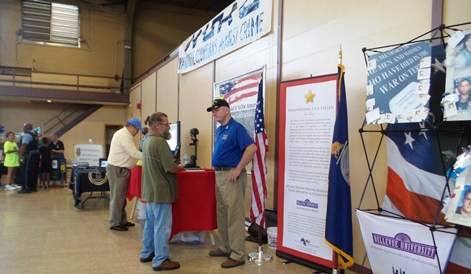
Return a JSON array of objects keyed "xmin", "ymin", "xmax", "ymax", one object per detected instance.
[
  {"xmin": 178, "ymin": 0, "xmax": 272, "ymax": 74},
  {"xmin": 356, "ymin": 210, "xmax": 456, "ymax": 274},
  {"xmin": 365, "ymin": 41, "xmax": 432, "ymax": 124}
]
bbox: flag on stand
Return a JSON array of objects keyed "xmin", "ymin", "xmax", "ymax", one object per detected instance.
[
  {"xmin": 325, "ymin": 64, "xmax": 354, "ymax": 268},
  {"xmin": 251, "ymin": 77, "xmax": 269, "ymax": 228}
]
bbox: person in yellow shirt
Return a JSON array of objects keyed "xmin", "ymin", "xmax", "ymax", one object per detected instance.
[{"xmin": 3, "ymin": 132, "xmax": 21, "ymax": 191}]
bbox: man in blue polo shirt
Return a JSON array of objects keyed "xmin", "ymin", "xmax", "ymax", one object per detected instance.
[{"xmin": 206, "ymin": 99, "xmax": 257, "ymax": 269}]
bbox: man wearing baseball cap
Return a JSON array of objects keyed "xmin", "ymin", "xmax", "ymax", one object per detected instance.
[
  {"xmin": 107, "ymin": 117, "xmax": 143, "ymax": 231},
  {"xmin": 206, "ymin": 98, "xmax": 257, "ymax": 268}
]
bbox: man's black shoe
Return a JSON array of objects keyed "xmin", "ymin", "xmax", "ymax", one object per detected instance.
[
  {"xmin": 31, "ymin": 189, "xmax": 38, "ymax": 192},
  {"xmin": 140, "ymin": 252, "xmax": 155, "ymax": 263},
  {"xmin": 123, "ymin": 222, "xmax": 135, "ymax": 227},
  {"xmin": 17, "ymin": 189, "xmax": 32, "ymax": 194},
  {"xmin": 110, "ymin": 225, "xmax": 128, "ymax": 231}
]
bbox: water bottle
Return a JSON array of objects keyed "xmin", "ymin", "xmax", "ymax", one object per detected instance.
[{"xmin": 183, "ymin": 153, "xmax": 189, "ymax": 165}]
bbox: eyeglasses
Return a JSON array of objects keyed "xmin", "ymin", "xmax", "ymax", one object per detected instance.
[{"xmin": 159, "ymin": 122, "xmax": 171, "ymax": 127}]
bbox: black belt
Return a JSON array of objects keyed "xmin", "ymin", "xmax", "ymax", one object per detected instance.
[{"xmin": 214, "ymin": 167, "xmax": 234, "ymax": 171}]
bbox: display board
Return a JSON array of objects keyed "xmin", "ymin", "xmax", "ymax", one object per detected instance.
[
  {"xmin": 442, "ymin": 29, "xmax": 471, "ymax": 121},
  {"xmin": 73, "ymin": 144, "xmax": 103, "ymax": 167}
]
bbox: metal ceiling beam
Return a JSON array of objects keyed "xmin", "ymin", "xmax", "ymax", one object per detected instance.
[{"xmin": 123, "ymin": 0, "xmax": 137, "ymax": 94}]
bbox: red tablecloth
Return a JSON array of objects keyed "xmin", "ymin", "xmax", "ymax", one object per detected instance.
[{"xmin": 127, "ymin": 166, "xmax": 217, "ymax": 237}]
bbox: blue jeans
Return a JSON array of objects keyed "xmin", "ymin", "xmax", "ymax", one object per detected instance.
[{"xmin": 140, "ymin": 202, "xmax": 172, "ymax": 267}]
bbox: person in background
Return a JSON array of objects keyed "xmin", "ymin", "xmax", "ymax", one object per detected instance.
[
  {"xmin": 107, "ymin": 118, "xmax": 143, "ymax": 231},
  {"xmin": 139, "ymin": 112, "xmax": 184, "ymax": 271},
  {"xmin": 206, "ymin": 99, "xmax": 257, "ymax": 269},
  {"xmin": 140, "ymin": 116, "xmax": 150, "ymax": 151},
  {"xmin": 49, "ymin": 134, "xmax": 65, "ymax": 159},
  {"xmin": 3, "ymin": 132, "xmax": 21, "ymax": 191},
  {"xmin": 17, "ymin": 122, "xmax": 39, "ymax": 194},
  {"xmin": 38, "ymin": 137, "xmax": 53, "ymax": 190},
  {"xmin": 456, "ymin": 188, "xmax": 471, "ymax": 216}
]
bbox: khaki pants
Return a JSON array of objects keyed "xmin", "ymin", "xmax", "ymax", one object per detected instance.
[
  {"xmin": 107, "ymin": 164, "xmax": 130, "ymax": 227},
  {"xmin": 215, "ymin": 168, "xmax": 247, "ymax": 261}
]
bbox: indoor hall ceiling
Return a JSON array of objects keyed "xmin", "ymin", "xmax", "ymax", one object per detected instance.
[{"xmin": 60, "ymin": 0, "xmax": 235, "ymax": 14}]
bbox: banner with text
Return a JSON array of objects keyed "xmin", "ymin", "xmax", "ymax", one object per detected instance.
[
  {"xmin": 277, "ymin": 74, "xmax": 338, "ymax": 268},
  {"xmin": 366, "ymin": 41, "xmax": 432, "ymax": 124},
  {"xmin": 357, "ymin": 210, "xmax": 456, "ymax": 274},
  {"xmin": 178, "ymin": 0, "xmax": 272, "ymax": 73}
]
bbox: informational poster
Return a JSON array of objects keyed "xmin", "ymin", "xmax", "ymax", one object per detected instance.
[
  {"xmin": 277, "ymin": 74, "xmax": 337, "ymax": 268},
  {"xmin": 442, "ymin": 29, "xmax": 471, "ymax": 121},
  {"xmin": 357, "ymin": 210, "xmax": 456, "ymax": 274},
  {"xmin": 213, "ymin": 68, "xmax": 264, "ymax": 135},
  {"xmin": 73, "ymin": 144, "xmax": 103, "ymax": 167},
  {"xmin": 366, "ymin": 41, "xmax": 432, "ymax": 124}
]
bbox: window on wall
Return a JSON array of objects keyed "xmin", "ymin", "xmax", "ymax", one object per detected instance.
[{"xmin": 21, "ymin": 0, "xmax": 80, "ymax": 47}]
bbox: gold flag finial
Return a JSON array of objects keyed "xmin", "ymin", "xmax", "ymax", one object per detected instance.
[{"xmin": 338, "ymin": 45, "xmax": 343, "ymax": 65}]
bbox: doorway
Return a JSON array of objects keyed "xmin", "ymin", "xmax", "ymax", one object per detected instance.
[{"xmin": 105, "ymin": 125, "xmax": 121, "ymax": 158}]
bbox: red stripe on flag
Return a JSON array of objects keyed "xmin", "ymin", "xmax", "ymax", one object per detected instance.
[
  {"xmin": 445, "ymin": 262, "xmax": 471, "ymax": 274},
  {"xmin": 387, "ymin": 167, "xmax": 446, "ymax": 224}
]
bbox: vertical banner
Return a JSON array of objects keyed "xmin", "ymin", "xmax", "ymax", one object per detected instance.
[
  {"xmin": 73, "ymin": 144, "xmax": 103, "ymax": 167},
  {"xmin": 357, "ymin": 210, "xmax": 456, "ymax": 274},
  {"xmin": 277, "ymin": 73, "xmax": 337, "ymax": 269}
]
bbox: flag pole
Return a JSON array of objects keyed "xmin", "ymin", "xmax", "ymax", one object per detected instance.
[{"xmin": 330, "ymin": 45, "xmax": 343, "ymax": 274}]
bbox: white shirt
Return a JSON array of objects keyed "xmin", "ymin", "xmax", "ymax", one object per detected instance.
[{"xmin": 107, "ymin": 127, "xmax": 143, "ymax": 169}]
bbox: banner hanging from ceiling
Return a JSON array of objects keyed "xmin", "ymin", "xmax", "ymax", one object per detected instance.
[{"xmin": 177, "ymin": 0, "xmax": 272, "ymax": 74}]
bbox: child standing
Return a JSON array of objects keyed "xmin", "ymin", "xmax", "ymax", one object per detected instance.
[
  {"xmin": 3, "ymin": 132, "xmax": 21, "ymax": 191},
  {"xmin": 38, "ymin": 137, "xmax": 53, "ymax": 189}
]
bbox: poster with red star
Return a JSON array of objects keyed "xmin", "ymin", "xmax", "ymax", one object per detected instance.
[{"xmin": 277, "ymin": 73, "xmax": 338, "ymax": 269}]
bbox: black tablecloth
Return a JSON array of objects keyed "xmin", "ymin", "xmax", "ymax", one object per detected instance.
[{"xmin": 71, "ymin": 167, "xmax": 109, "ymax": 208}]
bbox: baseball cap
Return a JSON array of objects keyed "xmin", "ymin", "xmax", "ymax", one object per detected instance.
[
  {"xmin": 127, "ymin": 118, "xmax": 143, "ymax": 131},
  {"xmin": 206, "ymin": 99, "xmax": 230, "ymax": 112}
]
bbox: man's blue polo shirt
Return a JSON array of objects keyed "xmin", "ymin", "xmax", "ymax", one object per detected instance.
[{"xmin": 212, "ymin": 118, "xmax": 254, "ymax": 167}]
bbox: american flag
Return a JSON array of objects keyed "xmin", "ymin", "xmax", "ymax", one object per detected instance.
[
  {"xmin": 219, "ymin": 73, "xmax": 261, "ymax": 106},
  {"xmin": 251, "ymin": 77, "xmax": 269, "ymax": 228},
  {"xmin": 384, "ymin": 122, "xmax": 471, "ymax": 273}
]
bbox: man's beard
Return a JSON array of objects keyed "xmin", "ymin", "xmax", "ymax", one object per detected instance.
[{"xmin": 162, "ymin": 131, "xmax": 171, "ymax": 140}]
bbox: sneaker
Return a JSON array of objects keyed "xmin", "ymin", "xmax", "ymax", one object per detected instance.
[
  {"xmin": 5, "ymin": 185, "xmax": 16, "ymax": 191},
  {"xmin": 221, "ymin": 258, "xmax": 245, "ymax": 268},
  {"xmin": 152, "ymin": 258, "xmax": 180, "ymax": 271},
  {"xmin": 208, "ymin": 248, "xmax": 230, "ymax": 257},
  {"xmin": 12, "ymin": 184, "xmax": 22, "ymax": 189}
]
